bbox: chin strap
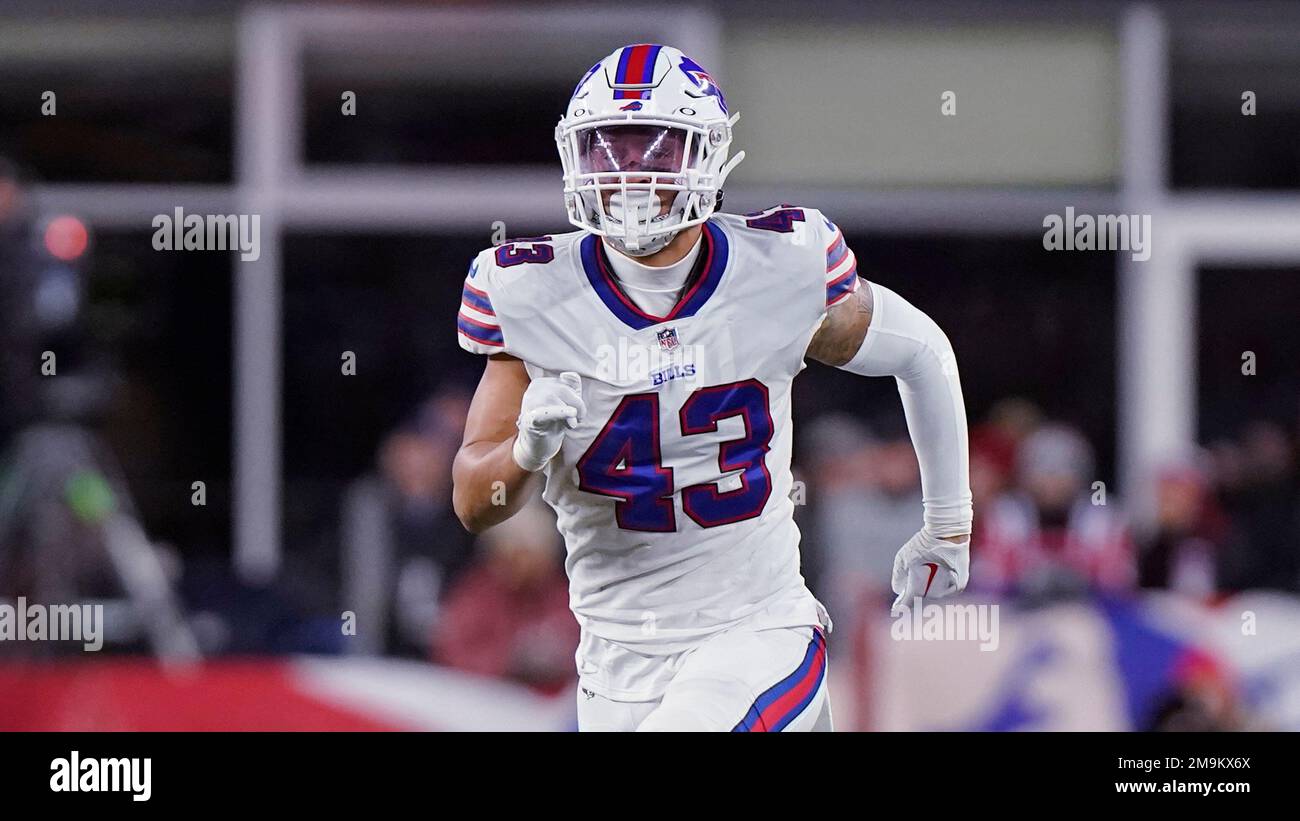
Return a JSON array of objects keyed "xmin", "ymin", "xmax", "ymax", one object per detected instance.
[
  {"xmin": 622, "ymin": 221, "xmax": 645, "ymax": 253},
  {"xmin": 609, "ymin": 228, "xmax": 674, "ymax": 257}
]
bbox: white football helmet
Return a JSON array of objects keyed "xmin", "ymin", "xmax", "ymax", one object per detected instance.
[{"xmin": 556, "ymin": 44, "xmax": 745, "ymax": 256}]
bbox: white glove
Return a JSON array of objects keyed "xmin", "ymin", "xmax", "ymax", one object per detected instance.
[
  {"xmin": 890, "ymin": 528, "xmax": 970, "ymax": 617},
  {"xmin": 512, "ymin": 371, "xmax": 586, "ymax": 472}
]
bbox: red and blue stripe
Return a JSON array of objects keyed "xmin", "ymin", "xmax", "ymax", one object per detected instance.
[
  {"xmin": 826, "ymin": 234, "xmax": 850, "ymax": 271},
  {"xmin": 826, "ymin": 266, "xmax": 858, "ymax": 306},
  {"xmin": 457, "ymin": 280, "xmax": 503, "ymax": 347},
  {"xmin": 457, "ymin": 313, "xmax": 503, "ymax": 347},
  {"xmin": 461, "ymin": 281, "xmax": 495, "ymax": 316},
  {"xmin": 613, "ymin": 44, "xmax": 662, "ymax": 100},
  {"xmin": 732, "ymin": 629, "xmax": 827, "ymax": 732},
  {"xmin": 825, "ymin": 229, "xmax": 858, "ymax": 307}
]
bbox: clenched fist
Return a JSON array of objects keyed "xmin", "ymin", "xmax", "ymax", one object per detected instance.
[
  {"xmin": 512, "ymin": 371, "xmax": 586, "ymax": 472},
  {"xmin": 890, "ymin": 528, "xmax": 970, "ymax": 617}
]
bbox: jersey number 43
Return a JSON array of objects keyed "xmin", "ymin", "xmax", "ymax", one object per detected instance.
[{"xmin": 576, "ymin": 379, "xmax": 773, "ymax": 532}]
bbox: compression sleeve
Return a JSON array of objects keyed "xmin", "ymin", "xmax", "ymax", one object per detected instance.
[{"xmin": 838, "ymin": 280, "xmax": 973, "ymax": 537}]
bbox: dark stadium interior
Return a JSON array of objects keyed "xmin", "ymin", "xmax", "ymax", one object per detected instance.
[{"xmin": 0, "ymin": 0, "xmax": 1298, "ymax": 733}]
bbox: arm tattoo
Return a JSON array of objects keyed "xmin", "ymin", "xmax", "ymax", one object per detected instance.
[{"xmin": 807, "ymin": 279, "xmax": 874, "ymax": 366}]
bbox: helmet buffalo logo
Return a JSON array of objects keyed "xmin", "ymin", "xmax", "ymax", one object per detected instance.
[
  {"xmin": 678, "ymin": 56, "xmax": 727, "ymax": 113},
  {"xmin": 619, "ymin": 101, "xmax": 644, "ymax": 111},
  {"xmin": 572, "ymin": 62, "xmax": 601, "ymax": 100}
]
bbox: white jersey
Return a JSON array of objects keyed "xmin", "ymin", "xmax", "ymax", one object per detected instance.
[{"xmin": 457, "ymin": 206, "xmax": 859, "ymax": 697}]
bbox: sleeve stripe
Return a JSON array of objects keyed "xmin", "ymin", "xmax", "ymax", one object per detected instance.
[
  {"xmin": 826, "ymin": 236, "xmax": 849, "ymax": 271},
  {"xmin": 461, "ymin": 295, "xmax": 496, "ymax": 317},
  {"xmin": 825, "ymin": 230, "xmax": 844, "ymax": 256},
  {"xmin": 461, "ymin": 282, "xmax": 495, "ymax": 315},
  {"xmin": 459, "ymin": 330, "xmax": 504, "ymax": 348},
  {"xmin": 825, "ymin": 248, "xmax": 856, "ymax": 281},
  {"xmin": 827, "ymin": 265, "xmax": 857, "ymax": 292},
  {"xmin": 825, "ymin": 267, "xmax": 858, "ymax": 306},
  {"xmin": 826, "ymin": 289, "xmax": 855, "ymax": 307},
  {"xmin": 458, "ymin": 304, "xmax": 499, "ymax": 327},
  {"xmin": 457, "ymin": 314, "xmax": 504, "ymax": 345}
]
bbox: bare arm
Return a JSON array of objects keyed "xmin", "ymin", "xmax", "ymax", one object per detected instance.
[
  {"xmin": 452, "ymin": 354, "xmax": 538, "ymax": 533},
  {"xmin": 807, "ymin": 276, "xmax": 875, "ymax": 367}
]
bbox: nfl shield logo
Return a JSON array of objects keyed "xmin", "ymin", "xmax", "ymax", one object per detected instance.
[{"xmin": 656, "ymin": 327, "xmax": 680, "ymax": 351}]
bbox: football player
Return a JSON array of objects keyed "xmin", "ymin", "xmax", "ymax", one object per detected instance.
[{"xmin": 452, "ymin": 44, "xmax": 972, "ymax": 731}]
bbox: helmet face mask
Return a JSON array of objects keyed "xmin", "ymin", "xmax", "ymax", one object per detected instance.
[
  {"xmin": 556, "ymin": 45, "xmax": 743, "ymax": 256},
  {"xmin": 576, "ymin": 124, "xmax": 694, "ymax": 176}
]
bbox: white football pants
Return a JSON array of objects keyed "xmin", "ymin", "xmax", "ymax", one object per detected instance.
[{"xmin": 576, "ymin": 624, "xmax": 832, "ymax": 732}]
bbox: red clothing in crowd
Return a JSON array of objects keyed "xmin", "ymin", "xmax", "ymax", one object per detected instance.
[
  {"xmin": 433, "ymin": 561, "xmax": 578, "ymax": 691},
  {"xmin": 975, "ymin": 494, "xmax": 1137, "ymax": 593}
]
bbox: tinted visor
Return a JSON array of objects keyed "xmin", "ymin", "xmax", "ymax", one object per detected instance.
[{"xmin": 576, "ymin": 125, "xmax": 691, "ymax": 174}]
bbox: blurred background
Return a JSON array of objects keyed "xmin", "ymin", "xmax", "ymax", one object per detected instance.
[{"xmin": 1, "ymin": 0, "xmax": 1299, "ymax": 731}]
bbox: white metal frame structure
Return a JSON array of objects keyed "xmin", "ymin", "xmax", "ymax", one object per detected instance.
[
  {"xmin": 1118, "ymin": 6, "xmax": 1300, "ymax": 522},
  {"xmin": 24, "ymin": 3, "xmax": 1300, "ymax": 580},
  {"xmin": 227, "ymin": 5, "xmax": 722, "ymax": 582}
]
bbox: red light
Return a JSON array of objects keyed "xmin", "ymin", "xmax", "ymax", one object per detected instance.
[{"xmin": 44, "ymin": 215, "xmax": 89, "ymax": 261}]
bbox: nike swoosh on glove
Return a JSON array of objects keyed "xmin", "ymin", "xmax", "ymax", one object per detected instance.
[
  {"xmin": 512, "ymin": 371, "xmax": 586, "ymax": 472},
  {"xmin": 890, "ymin": 528, "xmax": 970, "ymax": 617}
]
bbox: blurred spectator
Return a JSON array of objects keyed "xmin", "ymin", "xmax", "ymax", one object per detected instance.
[
  {"xmin": 433, "ymin": 501, "xmax": 577, "ymax": 691},
  {"xmin": 970, "ymin": 425, "xmax": 1017, "ymax": 513},
  {"xmin": 982, "ymin": 398, "xmax": 1043, "ymax": 454},
  {"xmin": 1215, "ymin": 421, "xmax": 1300, "ymax": 592},
  {"xmin": 1136, "ymin": 456, "xmax": 1229, "ymax": 598},
  {"xmin": 975, "ymin": 423, "xmax": 1136, "ymax": 597},
  {"xmin": 798, "ymin": 413, "xmax": 871, "ymax": 603},
  {"xmin": 802, "ymin": 413, "xmax": 923, "ymax": 621},
  {"xmin": 340, "ymin": 387, "xmax": 475, "ymax": 656},
  {"xmin": 970, "ymin": 398, "xmax": 1042, "ymax": 520}
]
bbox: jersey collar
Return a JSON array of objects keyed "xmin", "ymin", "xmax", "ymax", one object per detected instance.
[{"xmin": 580, "ymin": 220, "xmax": 730, "ymax": 330}]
